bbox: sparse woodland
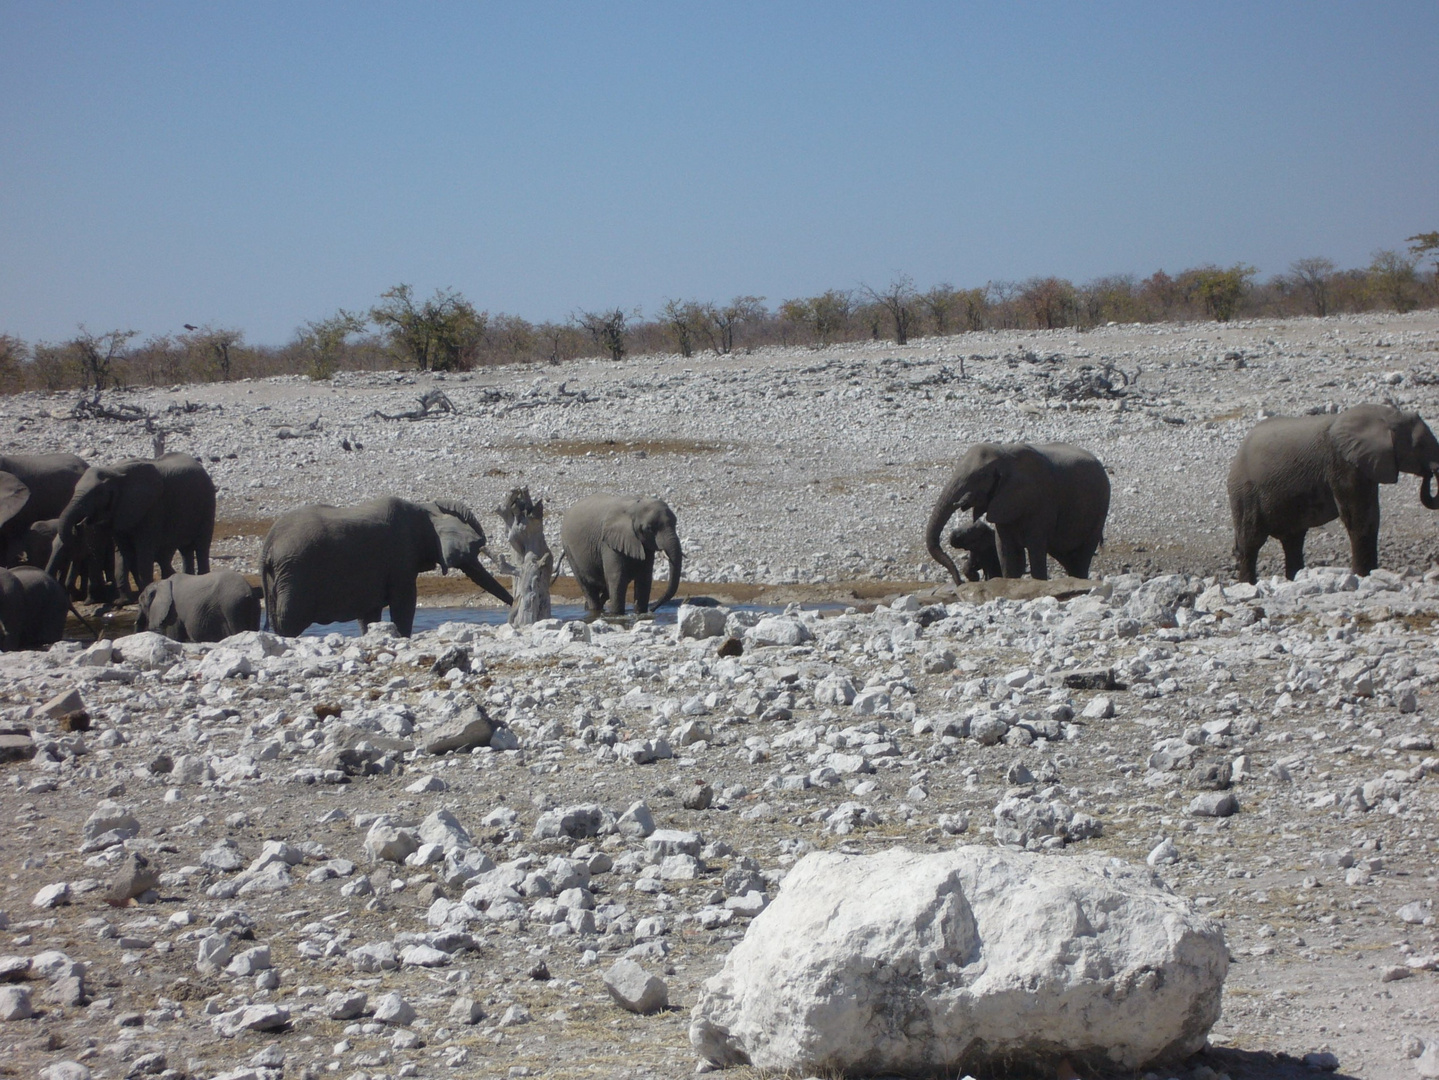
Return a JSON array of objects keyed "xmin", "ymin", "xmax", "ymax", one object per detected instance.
[{"xmin": 3, "ymin": 238, "xmax": 1436, "ymax": 394}]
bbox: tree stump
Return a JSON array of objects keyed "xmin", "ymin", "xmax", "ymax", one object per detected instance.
[{"xmin": 496, "ymin": 487, "xmax": 552, "ymax": 627}]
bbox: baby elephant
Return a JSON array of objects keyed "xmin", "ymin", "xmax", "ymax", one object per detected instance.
[
  {"xmin": 0, "ymin": 566, "xmax": 68, "ymax": 651},
  {"xmin": 136, "ymin": 570, "xmax": 261, "ymax": 643},
  {"xmin": 947, "ymin": 521, "xmax": 1002, "ymax": 581}
]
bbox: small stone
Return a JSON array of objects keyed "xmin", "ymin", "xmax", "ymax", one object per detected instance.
[
  {"xmin": 40, "ymin": 688, "xmax": 85, "ymax": 719},
  {"xmin": 1188, "ymin": 792, "xmax": 1239, "ymax": 818},
  {"xmin": 447, "ymin": 996, "xmax": 485, "ymax": 1025},
  {"xmin": 0, "ymin": 985, "xmax": 33, "ymax": 1020},
  {"xmin": 326, "ymin": 991, "xmax": 368, "ymax": 1020},
  {"xmin": 1146, "ymin": 838, "xmax": 1180, "ymax": 866},
  {"xmin": 1381, "ymin": 965, "xmax": 1413, "ymax": 982},
  {"xmin": 212, "ymin": 1003, "xmax": 290, "ymax": 1037},
  {"xmin": 32, "ymin": 883, "xmax": 70, "ymax": 909},
  {"xmin": 372, "ymin": 991, "xmax": 416, "ymax": 1026},
  {"xmin": 1301, "ymin": 1051, "xmax": 1339, "ymax": 1071},
  {"xmin": 603, "ymin": 958, "xmax": 668, "ymax": 1014},
  {"xmin": 1081, "ymin": 696, "xmax": 1115, "ymax": 720},
  {"xmin": 683, "ymin": 782, "xmax": 714, "ymax": 811}
]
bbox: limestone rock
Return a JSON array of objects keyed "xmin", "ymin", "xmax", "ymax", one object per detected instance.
[
  {"xmin": 690, "ymin": 847, "xmax": 1227, "ymax": 1074},
  {"xmin": 604, "ymin": 958, "xmax": 669, "ymax": 1014},
  {"xmin": 677, "ymin": 604, "xmax": 727, "ymax": 640},
  {"xmin": 423, "ymin": 705, "xmax": 496, "ymax": 755}
]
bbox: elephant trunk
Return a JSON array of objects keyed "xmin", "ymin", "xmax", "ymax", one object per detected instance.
[
  {"xmin": 925, "ymin": 479, "xmax": 967, "ymax": 588},
  {"xmin": 653, "ymin": 529, "xmax": 683, "ymax": 610},
  {"xmin": 461, "ymin": 559, "xmax": 514, "ymax": 607},
  {"xmin": 1422, "ymin": 471, "xmax": 1439, "ymax": 511},
  {"xmin": 46, "ymin": 491, "xmax": 92, "ymax": 578}
]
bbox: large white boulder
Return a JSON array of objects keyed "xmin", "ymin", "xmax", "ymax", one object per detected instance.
[{"xmin": 690, "ymin": 846, "xmax": 1227, "ymax": 1074}]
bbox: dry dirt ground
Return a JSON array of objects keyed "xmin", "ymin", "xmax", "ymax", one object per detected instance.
[{"xmin": 0, "ymin": 312, "xmax": 1436, "ymax": 1080}]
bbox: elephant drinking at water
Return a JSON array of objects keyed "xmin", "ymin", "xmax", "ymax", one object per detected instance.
[
  {"xmin": 1227, "ymin": 403, "xmax": 1439, "ymax": 583},
  {"xmin": 261, "ymin": 497, "xmax": 513, "ymax": 637},
  {"xmin": 926, "ymin": 442, "xmax": 1110, "ymax": 583}
]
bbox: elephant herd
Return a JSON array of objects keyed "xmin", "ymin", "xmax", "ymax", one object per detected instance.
[
  {"xmin": 0, "ymin": 400, "xmax": 1431, "ymax": 652},
  {"xmin": 927, "ymin": 403, "xmax": 1439, "ymax": 587},
  {"xmin": 0, "ymin": 447, "xmax": 686, "ymax": 649}
]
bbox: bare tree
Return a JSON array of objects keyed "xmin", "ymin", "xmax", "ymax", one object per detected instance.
[
  {"xmin": 298, "ymin": 310, "xmax": 367, "ymax": 380},
  {"xmin": 700, "ymin": 295, "xmax": 765, "ymax": 355},
  {"xmin": 574, "ymin": 308, "xmax": 633, "ymax": 362},
  {"xmin": 72, "ymin": 327, "xmax": 137, "ymax": 390},
  {"xmin": 919, "ymin": 284, "xmax": 957, "ymax": 335},
  {"xmin": 660, "ymin": 300, "xmax": 704, "ymax": 358},
  {"xmin": 1368, "ymin": 250, "xmax": 1419, "ymax": 312},
  {"xmin": 862, "ymin": 275, "xmax": 918, "ymax": 344},
  {"xmin": 1287, "ymin": 257, "xmax": 1337, "ymax": 316}
]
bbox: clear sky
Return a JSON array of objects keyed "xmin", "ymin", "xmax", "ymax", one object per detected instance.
[{"xmin": 2, "ymin": 1, "xmax": 1435, "ymax": 346}]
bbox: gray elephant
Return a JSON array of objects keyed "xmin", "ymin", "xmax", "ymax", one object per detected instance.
[
  {"xmin": 0, "ymin": 566, "xmax": 68, "ymax": 651},
  {"xmin": 1228, "ymin": 403, "xmax": 1439, "ymax": 583},
  {"xmin": 136, "ymin": 570, "xmax": 262, "ymax": 642},
  {"xmin": 947, "ymin": 520, "xmax": 1002, "ymax": 581},
  {"xmin": 560, "ymin": 495, "xmax": 683, "ymax": 616},
  {"xmin": 926, "ymin": 442, "xmax": 1110, "ymax": 583},
  {"xmin": 0, "ymin": 453, "xmax": 87, "ymax": 547},
  {"xmin": 8, "ymin": 518, "xmax": 113, "ymax": 601},
  {"xmin": 261, "ymin": 497, "xmax": 513, "ymax": 637},
  {"xmin": 48, "ymin": 453, "xmax": 215, "ymax": 599}
]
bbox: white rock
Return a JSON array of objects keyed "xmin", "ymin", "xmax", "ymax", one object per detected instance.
[
  {"xmin": 690, "ymin": 847, "xmax": 1227, "ymax": 1073},
  {"xmin": 0, "ymin": 986, "xmax": 33, "ymax": 1021},
  {"xmin": 748, "ymin": 616, "xmax": 812, "ymax": 647},
  {"xmin": 365, "ymin": 822, "xmax": 419, "ymax": 863},
  {"xmin": 677, "ymin": 604, "xmax": 727, "ymax": 640},
  {"xmin": 604, "ymin": 958, "xmax": 669, "ymax": 1014},
  {"xmin": 113, "ymin": 632, "xmax": 183, "ymax": 670},
  {"xmin": 372, "ymin": 990, "xmax": 416, "ymax": 1025},
  {"xmin": 1081, "ymin": 696, "xmax": 1115, "ymax": 719},
  {"xmin": 31, "ymin": 883, "xmax": 70, "ymax": 909},
  {"xmin": 198, "ymin": 648, "xmax": 254, "ymax": 681}
]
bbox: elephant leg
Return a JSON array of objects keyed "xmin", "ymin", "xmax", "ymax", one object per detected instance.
[
  {"xmin": 1337, "ymin": 488, "xmax": 1381, "ymax": 576},
  {"xmin": 995, "ymin": 530, "xmax": 1027, "ymax": 578},
  {"xmin": 1233, "ymin": 530, "xmax": 1263, "ymax": 585},
  {"xmin": 1278, "ymin": 532, "xmax": 1307, "ymax": 580},
  {"xmin": 180, "ymin": 547, "xmax": 196, "ymax": 575},
  {"xmin": 632, "ymin": 558, "xmax": 655, "ymax": 614},
  {"xmin": 1026, "ymin": 537, "xmax": 1049, "ymax": 581},
  {"xmin": 388, "ymin": 586, "xmax": 417, "ymax": 637},
  {"xmin": 1057, "ymin": 548, "xmax": 1094, "ymax": 579},
  {"xmin": 600, "ymin": 547, "xmax": 632, "ymax": 615}
]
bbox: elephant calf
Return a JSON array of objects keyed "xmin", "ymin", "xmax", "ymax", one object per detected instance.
[
  {"xmin": 136, "ymin": 570, "xmax": 261, "ymax": 643},
  {"xmin": 561, "ymin": 495, "xmax": 683, "ymax": 616},
  {"xmin": 0, "ymin": 566, "xmax": 68, "ymax": 651},
  {"xmin": 1228, "ymin": 404, "xmax": 1439, "ymax": 582},
  {"xmin": 947, "ymin": 521, "xmax": 1002, "ymax": 581}
]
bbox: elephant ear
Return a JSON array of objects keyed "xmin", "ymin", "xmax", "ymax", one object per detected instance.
[
  {"xmin": 147, "ymin": 581, "xmax": 175, "ymax": 629},
  {"xmin": 432, "ymin": 513, "xmax": 480, "ymax": 574},
  {"xmin": 978, "ymin": 452, "xmax": 1023, "ymax": 523},
  {"xmin": 0, "ymin": 474, "xmax": 31, "ymax": 532},
  {"xmin": 113, "ymin": 463, "xmax": 165, "ymax": 532},
  {"xmin": 602, "ymin": 511, "xmax": 646, "ymax": 561},
  {"xmin": 1332, "ymin": 408, "xmax": 1399, "ymax": 484}
]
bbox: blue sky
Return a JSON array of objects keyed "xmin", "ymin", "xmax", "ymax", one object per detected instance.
[{"xmin": 1, "ymin": 2, "xmax": 1435, "ymax": 346}]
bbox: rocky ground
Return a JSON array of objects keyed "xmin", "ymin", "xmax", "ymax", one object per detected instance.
[{"xmin": 0, "ymin": 311, "xmax": 1437, "ymax": 1080}]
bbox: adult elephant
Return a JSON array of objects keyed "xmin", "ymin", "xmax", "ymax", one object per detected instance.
[
  {"xmin": 47, "ymin": 453, "xmax": 215, "ymax": 599},
  {"xmin": 925, "ymin": 442, "xmax": 1110, "ymax": 583},
  {"xmin": 0, "ymin": 566, "xmax": 68, "ymax": 651},
  {"xmin": 0, "ymin": 454, "xmax": 87, "ymax": 546},
  {"xmin": 136, "ymin": 570, "xmax": 262, "ymax": 642},
  {"xmin": 561, "ymin": 495, "xmax": 683, "ymax": 616},
  {"xmin": 261, "ymin": 497, "xmax": 513, "ymax": 637},
  {"xmin": 1228, "ymin": 404, "xmax": 1439, "ymax": 583}
]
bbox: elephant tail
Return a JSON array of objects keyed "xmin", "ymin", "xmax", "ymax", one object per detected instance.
[{"xmin": 260, "ymin": 553, "xmax": 277, "ymax": 634}]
